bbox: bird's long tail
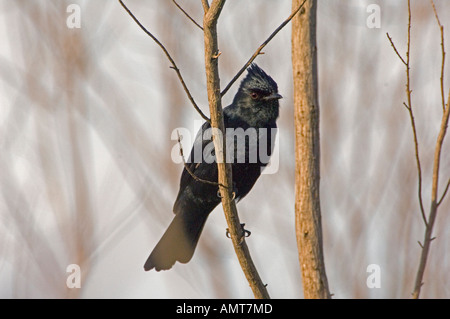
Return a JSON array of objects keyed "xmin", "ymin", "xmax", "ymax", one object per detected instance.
[{"xmin": 144, "ymin": 209, "xmax": 208, "ymax": 271}]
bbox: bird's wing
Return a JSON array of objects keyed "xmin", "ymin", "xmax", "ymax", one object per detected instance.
[{"xmin": 178, "ymin": 121, "xmax": 215, "ymax": 190}]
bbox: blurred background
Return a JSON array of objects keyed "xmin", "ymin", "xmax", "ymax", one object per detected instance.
[{"xmin": 0, "ymin": 0, "xmax": 449, "ymax": 298}]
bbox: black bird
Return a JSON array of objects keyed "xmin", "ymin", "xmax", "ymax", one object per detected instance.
[{"xmin": 144, "ymin": 64, "xmax": 282, "ymax": 271}]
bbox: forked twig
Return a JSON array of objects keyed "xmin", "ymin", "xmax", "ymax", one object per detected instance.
[
  {"xmin": 118, "ymin": 0, "xmax": 210, "ymax": 122},
  {"xmin": 407, "ymin": 0, "xmax": 450, "ymax": 299},
  {"xmin": 387, "ymin": 0, "xmax": 450, "ymax": 299},
  {"xmin": 387, "ymin": 4, "xmax": 427, "ymax": 226}
]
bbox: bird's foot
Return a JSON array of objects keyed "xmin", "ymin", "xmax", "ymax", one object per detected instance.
[
  {"xmin": 217, "ymin": 190, "xmax": 236, "ymax": 201},
  {"xmin": 225, "ymin": 223, "xmax": 251, "ymax": 240}
]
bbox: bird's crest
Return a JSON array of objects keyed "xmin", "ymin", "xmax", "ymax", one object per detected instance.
[{"xmin": 240, "ymin": 63, "xmax": 278, "ymax": 94}]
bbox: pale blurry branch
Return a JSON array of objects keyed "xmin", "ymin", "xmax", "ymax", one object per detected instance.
[
  {"xmin": 388, "ymin": 0, "xmax": 450, "ymax": 299},
  {"xmin": 118, "ymin": 0, "xmax": 210, "ymax": 122},
  {"xmin": 220, "ymin": 0, "xmax": 308, "ymax": 97},
  {"xmin": 172, "ymin": 0, "xmax": 203, "ymax": 30}
]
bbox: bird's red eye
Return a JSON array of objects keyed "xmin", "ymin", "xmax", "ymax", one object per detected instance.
[{"xmin": 250, "ymin": 92, "xmax": 259, "ymax": 99}]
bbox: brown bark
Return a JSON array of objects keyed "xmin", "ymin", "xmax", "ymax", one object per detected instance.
[{"xmin": 292, "ymin": 0, "xmax": 331, "ymax": 299}]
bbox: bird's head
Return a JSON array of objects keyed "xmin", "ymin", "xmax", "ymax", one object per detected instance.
[{"xmin": 230, "ymin": 63, "xmax": 282, "ymax": 127}]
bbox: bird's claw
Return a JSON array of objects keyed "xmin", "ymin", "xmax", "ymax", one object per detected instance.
[
  {"xmin": 225, "ymin": 223, "xmax": 251, "ymax": 239},
  {"xmin": 217, "ymin": 190, "xmax": 236, "ymax": 201},
  {"xmin": 241, "ymin": 223, "xmax": 251, "ymax": 237}
]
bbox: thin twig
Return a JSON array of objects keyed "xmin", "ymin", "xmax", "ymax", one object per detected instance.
[
  {"xmin": 388, "ymin": 1, "xmax": 427, "ymax": 226},
  {"xmin": 220, "ymin": 0, "xmax": 308, "ymax": 97},
  {"xmin": 437, "ymin": 177, "xmax": 450, "ymax": 206},
  {"xmin": 386, "ymin": 33, "xmax": 407, "ymax": 66},
  {"xmin": 405, "ymin": 105, "xmax": 427, "ymax": 226},
  {"xmin": 405, "ymin": 0, "xmax": 427, "ymax": 226},
  {"xmin": 388, "ymin": 27, "xmax": 429, "ymax": 222},
  {"xmin": 172, "ymin": 0, "xmax": 203, "ymax": 30},
  {"xmin": 430, "ymin": 0, "xmax": 446, "ymax": 112},
  {"xmin": 431, "ymin": 0, "xmax": 449, "ymax": 208},
  {"xmin": 118, "ymin": 0, "xmax": 210, "ymax": 122},
  {"xmin": 176, "ymin": 130, "xmax": 225, "ymax": 188},
  {"xmin": 411, "ymin": 1, "xmax": 450, "ymax": 299}
]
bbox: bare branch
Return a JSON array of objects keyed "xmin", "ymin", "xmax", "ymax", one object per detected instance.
[
  {"xmin": 405, "ymin": 103, "xmax": 428, "ymax": 226},
  {"xmin": 430, "ymin": 0, "xmax": 446, "ymax": 112},
  {"xmin": 429, "ymin": 0, "xmax": 442, "ymax": 26},
  {"xmin": 201, "ymin": 0, "xmax": 210, "ymax": 13},
  {"xmin": 417, "ymin": 91, "xmax": 450, "ymax": 300},
  {"xmin": 203, "ymin": 0, "xmax": 270, "ymax": 299},
  {"xmin": 437, "ymin": 177, "xmax": 450, "ymax": 206},
  {"xmin": 412, "ymin": 1, "xmax": 450, "ymax": 299},
  {"xmin": 404, "ymin": 9, "xmax": 429, "ymax": 224},
  {"xmin": 386, "ymin": 33, "xmax": 407, "ymax": 66},
  {"xmin": 118, "ymin": 0, "xmax": 210, "ymax": 122},
  {"xmin": 388, "ymin": 1, "xmax": 427, "ymax": 226},
  {"xmin": 220, "ymin": 0, "xmax": 308, "ymax": 97},
  {"xmin": 172, "ymin": 0, "xmax": 203, "ymax": 30}
]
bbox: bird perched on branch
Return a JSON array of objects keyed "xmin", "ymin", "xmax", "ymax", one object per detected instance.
[{"xmin": 144, "ymin": 64, "xmax": 282, "ymax": 271}]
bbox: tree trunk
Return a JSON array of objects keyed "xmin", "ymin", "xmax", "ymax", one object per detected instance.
[{"xmin": 291, "ymin": 0, "xmax": 331, "ymax": 299}]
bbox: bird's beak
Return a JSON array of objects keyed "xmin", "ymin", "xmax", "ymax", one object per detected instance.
[{"xmin": 263, "ymin": 93, "xmax": 283, "ymax": 101}]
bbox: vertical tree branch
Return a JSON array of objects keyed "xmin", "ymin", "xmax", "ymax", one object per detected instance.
[
  {"xmin": 406, "ymin": 0, "xmax": 426, "ymax": 225},
  {"xmin": 292, "ymin": 0, "xmax": 331, "ymax": 299},
  {"xmin": 387, "ymin": 0, "xmax": 427, "ymax": 226},
  {"xmin": 202, "ymin": 0, "xmax": 270, "ymax": 299},
  {"xmin": 404, "ymin": 0, "xmax": 427, "ymax": 225},
  {"xmin": 388, "ymin": 0, "xmax": 450, "ymax": 299},
  {"xmin": 430, "ymin": 0, "xmax": 446, "ymax": 113},
  {"xmin": 412, "ymin": 89, "xmax": 450, "ymax": 299}
]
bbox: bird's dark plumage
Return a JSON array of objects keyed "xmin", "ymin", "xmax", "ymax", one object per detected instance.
[{"xmin": 144, "ymin": 64, "xmax": 282, "ymax": 271}]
